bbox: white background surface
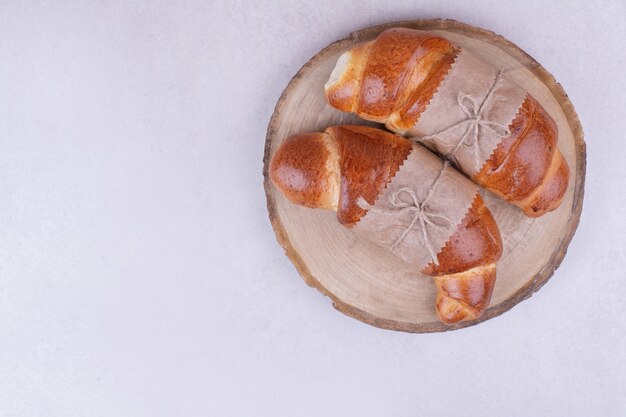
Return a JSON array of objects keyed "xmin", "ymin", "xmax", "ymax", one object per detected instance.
[{"xmin": 0, "ymin": 1, "xmax": 624, "ymax": 416}]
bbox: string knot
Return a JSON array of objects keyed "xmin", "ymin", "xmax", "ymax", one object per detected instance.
[
  {"xmin": 416, "ymin": 70, "xmax": 510, "ymax": 172},
  {"xmin": 358, "ymin": 161, "xmax": 455, "ymax": 265}
]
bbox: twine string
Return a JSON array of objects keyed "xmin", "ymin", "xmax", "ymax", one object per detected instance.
[
  {"xmin": 416, "ymin": 70, "xmax": 510, "ymax": 171},
  {"xmin": 358, "ymin": 161, "xmax": 455, "ymax": 265}
]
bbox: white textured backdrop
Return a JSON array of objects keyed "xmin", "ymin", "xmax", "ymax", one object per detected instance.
[{"xmin": 0, "ymin": 1, "xmax": 623, "ymax": 416}]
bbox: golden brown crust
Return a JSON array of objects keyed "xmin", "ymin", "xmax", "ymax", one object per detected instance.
[
  {"xmin": 324, "ymin": 42, "xmax": 372, "ymax": 113},
  {"xmin": 269, "ymin": 133, "xmax": 337, "ymax": 209},
  {"xmin": 474, "ymin": 96, "xmax": 569, "ymax": 217},
  {"xmin": 422, "ymin": 193, "xmax": 502, "ymax": 276},
  {"xmin": 519, "ymin": 150, "xmax": 569, "ymax": 216},
  {"xmin": 475, "ymin": 99, "xmax": 543, "ymax": 188},
  {"xmin": 391, "ymin": 44, "xmax": 458, "ymax": 132},
  {"xmin": 425, "ymin": 193, "xmax": 502, "ymax": 324},
  {"xmin": 355, "ymin": 28, "xmax": 455, "ymax": 122},
  {"xmin": 434, "ymin": 263, "xmax": 496, "ymax": 324},
  {"xmin": 325, "ymin": 125, "xmax": 412, "ymax": 226}
]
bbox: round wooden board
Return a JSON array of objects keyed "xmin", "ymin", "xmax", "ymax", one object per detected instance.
[{"xmin": 263, "ymin": 19, "xmax": 586, "ymax": 333}]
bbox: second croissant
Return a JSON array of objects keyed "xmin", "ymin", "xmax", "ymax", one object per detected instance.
[
  {"xmin": 325, "ymin": 28, "xmax": 570, "ymax": 217},
  {"xmin": 270, "ymin": 125, "xmax": 503, "ymax": 324}
]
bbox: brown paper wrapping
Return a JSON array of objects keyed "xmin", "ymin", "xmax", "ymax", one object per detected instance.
[
  {"xmin": 406, "ymin": 48, "xmax": 527, "ymax": 176},
  {"xmin": 353, "ymin": 144, "xmax": 479, "ymax": 270}
]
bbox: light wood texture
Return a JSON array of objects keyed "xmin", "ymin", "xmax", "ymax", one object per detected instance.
[{"xmin": 263, "ymin": 19, "xmax": 586, "ymax": 333}]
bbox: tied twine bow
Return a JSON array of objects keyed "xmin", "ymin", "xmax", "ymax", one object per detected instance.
[
  {"xmin": 416, "ymin": 70, "xmax": 510, "ymax": 172},
  {"xmin": 358, "ymin": 161, "xmax": 455, "ymax": 265}
]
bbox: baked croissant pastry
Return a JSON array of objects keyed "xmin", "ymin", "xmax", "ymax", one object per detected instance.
[
  {"xmin": 270, "ymin": 125, "xmax": 503, "ymax": 324},
  {"xmin": 325, "ymin": 28, "xmax": 569, "ymax": 217}
]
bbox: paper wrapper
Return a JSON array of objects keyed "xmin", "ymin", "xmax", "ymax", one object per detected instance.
[
  {"xmin": 353, "ymin": 144, "xmax": 479, "ymax": 270},
  {"xmin": 406, "ymin": 48, "xmax": 528, "ymax": 176}
]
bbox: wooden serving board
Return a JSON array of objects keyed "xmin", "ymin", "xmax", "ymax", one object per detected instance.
[{"xmin": 263, "ymin": 19, "xmax": 585, "ymax": 332}]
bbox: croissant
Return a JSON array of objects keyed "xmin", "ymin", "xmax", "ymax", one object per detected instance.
[
  {"xmin": 325, "ymin": 28, "xmax": 569, "ymax": 217},
  {"xmin": 269, "ymin": 125, "xmax": 503, "ymax": 324}
]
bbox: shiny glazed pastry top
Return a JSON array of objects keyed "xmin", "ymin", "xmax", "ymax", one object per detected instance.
[{"xmin": 324, "ymin": 28, "xmax": 569, "ymax": 217}]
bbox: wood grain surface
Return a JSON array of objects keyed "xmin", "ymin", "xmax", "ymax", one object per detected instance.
[{"xmin": 263, "ymin": 19, "xmax": 586, "ymax": 333}]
